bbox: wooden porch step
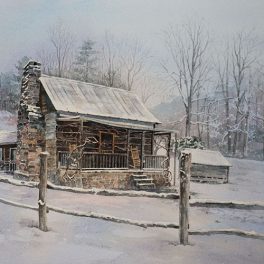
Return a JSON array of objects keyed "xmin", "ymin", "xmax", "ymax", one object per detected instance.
[
  {"xmin": 134, "ymin": 178, "xmax": 154, "ymax": 182},
  {"xmin": 132, "ymin": 174, "xmax": 148, "ymax": 179},
  {"xmin": 136, "ymin": 183, "xmax": 156, "ymax": 189},
  {"xmin": 132, "ymin": 173, "xmax": 156, "ymax": 190}
]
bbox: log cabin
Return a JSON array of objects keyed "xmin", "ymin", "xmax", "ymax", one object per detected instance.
[
  {"xmin": 15, "ymin": 61, "xmax": 172, "ymax": 190},
  {"xmin": 0, "ymin": 131, "xmax": 17, "ymax": 173}
]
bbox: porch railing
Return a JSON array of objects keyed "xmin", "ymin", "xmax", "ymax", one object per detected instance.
[
  {"xmin": 58, "ymin": 151, "xmax": 127, "ymax": 169},
  {"xmin": 82, "ymin": 152, "xmax": 127, "ymax": 169},
  {"xmin": 58, "ymin": 151, "xmax": 167, "ymax": 170},
  {"xmin": 143, "ymin": 155, "xmax": 167, "ymax": 170},
  {"xmin": 0, "ymin": 161, "xmax": 16, "ymax": 173}
]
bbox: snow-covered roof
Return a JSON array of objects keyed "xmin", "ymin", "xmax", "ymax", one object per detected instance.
[
  {"xmin": 0, "ymin": 131, "xmax": 17, "ymax": 145},
  {"xmin": 183, "ymin": 149, "xmax": 231, "ymax": 167},
  {"xmin": 39, "ymin": 75, "xmax": 160, "ymax": 128}
]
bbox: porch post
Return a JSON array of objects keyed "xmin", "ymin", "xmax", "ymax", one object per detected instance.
[
  {"xmin": 80, "ymin": 119, "xmax": 83, "ymax": 171},
  {"xmin": 140, "ymin": 132, "xmax": 145, "ymax": 170},
  {"xmin": 167, "ymin": 133, "xmax": 171, "ymax": 168},
  {"xmin": 151, "ymin": 131, "xmax": 154, "ymax": 155},
  {"xmin": 173, "ymin": 132, "xmax": 177, "ymax": 186},
  {"xmin": 45, "ymin": 112, "xmax": 57, "ymax": 182},
  {"xmin": 126, "ymin": 129, "xmax": 130, "ymax": 168}
]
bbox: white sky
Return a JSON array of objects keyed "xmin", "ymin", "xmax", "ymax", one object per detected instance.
[{"xmin": 0, "ymin": 0, "xmax": 264, "ymax": 72}]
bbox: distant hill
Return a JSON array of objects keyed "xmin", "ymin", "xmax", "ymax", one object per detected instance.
[
  {"xmin": 0, "ymin": 110, "xmax": 17, "ymax": 131},
  {"xmin": 151, "ymin": 96, "xmax": 184, "ymax": 122}
]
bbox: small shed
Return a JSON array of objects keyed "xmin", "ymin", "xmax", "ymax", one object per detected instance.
[
  {"xmin": 184, "ymin": 149, "xmax": 231, "ymax": 183},
  {"xmin": 0, "ymin": 131, "xmax": 17, "ymax": 173}
]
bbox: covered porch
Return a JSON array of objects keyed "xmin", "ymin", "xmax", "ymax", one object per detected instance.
[{"xmin": 56, "ymin": 118, "xmax": 171, "ymax": 172}]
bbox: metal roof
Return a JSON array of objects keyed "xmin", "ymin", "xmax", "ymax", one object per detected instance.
[
  {"xmin": 0, "ymin": 131, "xmax": 17, "ymax": 145},
  {"xmin": 40, "ymin": 75, "xmax": 160, "ymax": 126},
  {"xmin": 183, "ymin": 149, "xmax": 231, "ymax": 167}
]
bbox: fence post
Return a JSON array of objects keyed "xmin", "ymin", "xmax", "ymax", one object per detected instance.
[
  {"xmin": 38, "ymin": 151, "xmax": 49, "ymax": 232},
  {"xmin": 179, "ymin": 151, "xmax": 191, "ymax": 245}
]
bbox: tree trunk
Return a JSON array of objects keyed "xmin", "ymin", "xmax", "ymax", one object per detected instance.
[
  {"xmin": 242, "ymin": 113, "xmax": 249, "ymax": 158},
  {"xmin": 232, "ymin": 111, "xmax": 240, "ymax": 156},
  {"xmin": 225, "ymin": 100, "xmax": 232, "ymax": 155},
  {"xmin": 185, "ymin": 114, "xmax": 191, "ymax": 137},
  {"xmin": 185, "ymin": 104, "xmax": 192, "ymax": 137},
  {"xmin": 196, "ymin": 94, "xmax": 202, "ymax": 140},
  {"xmin": 263, "ymin": 141, "xmax": 264, "ymax": 161},
  {"xmin": 206, "ymin": 113, "xmax": 210, "ymax": 148}
]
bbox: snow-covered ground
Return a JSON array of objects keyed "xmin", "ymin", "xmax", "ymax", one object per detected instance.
[
  {"xmin": 1, "ymin": 204, "xmax": 263, "ymax": 264},
  {"xmin": 191, "ymin": 158, "xmax": 264, "ymax": 201},
  {"xmin": 0, "ymin": 158, "xmax": 263, "ymax": 263}
]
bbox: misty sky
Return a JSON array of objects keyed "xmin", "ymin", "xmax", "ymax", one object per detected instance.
[{"xmin": 0, "ymin": 0, "xmax": 264, "ymax": 73}]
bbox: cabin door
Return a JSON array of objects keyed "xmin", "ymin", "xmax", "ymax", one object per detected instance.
[{"xmin": 99, "ymin": 132, "xmax": 114, "ymax": 153}]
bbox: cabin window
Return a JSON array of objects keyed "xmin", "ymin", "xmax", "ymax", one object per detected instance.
[
  {"xmin": 99, "ymin": 132, "xmax": 115, "ymax": 153},
  {"xmin": 10, "ymin": 148, "xmax": 16, "ymax": 161},
  {"xmin": 0, "ymin": 148, "xmax": 3, "ymax": 161}
]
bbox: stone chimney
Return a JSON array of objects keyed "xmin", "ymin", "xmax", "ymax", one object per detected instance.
[{"xmin": 16, "ymin": 61, "xmax": 45, "ymax": 180}]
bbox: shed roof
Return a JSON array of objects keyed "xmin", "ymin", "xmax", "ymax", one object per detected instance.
[
  {"xmin": 40, "ymin": 75, "xmax": 160, "ymax": 127},
  {"xmin": 183, "ymin": 149, "xmax": 231, "ymax": 167},
  {"xmin": 0, "ymin": 131, "xmax": 17, "ymax": 145}
]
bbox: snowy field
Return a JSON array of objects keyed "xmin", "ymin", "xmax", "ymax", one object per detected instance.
[
  {"xmin": 0, "ymin": 158, "xmax": 263, "ymax": 263},
  {"xmin": 1, "ymin": 204, "xmax": 263, "ymax": 264},
  {"xmin": 191, "ymin": 158, "xmax": 264, "ymax": 201}
]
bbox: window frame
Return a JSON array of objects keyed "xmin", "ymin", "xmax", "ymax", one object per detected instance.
[
  {"xmin": 99, "ymin": 132, "xmax": 115, "ymax": 153},
  {"xmin": 9, "ymin": 148, "xmax": 16, "ymax": 161}
]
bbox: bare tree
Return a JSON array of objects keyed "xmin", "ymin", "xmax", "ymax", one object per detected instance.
[
  {"xmin": 120, "ymin": 40, "xmax": 149, "ymax": 91},
  {"xmin": 162, "ymin": 22, "xmax": 209, "ymax": 136},
  {"xmin": 49, "ymin": 20, "xmax": 74, "ymax": 77},
  {"xmin": 231, "ymin": 32, "xmax": 256, "ymax": 156},
  {"xmin": 135, "ymin": 74, "xmax": 161, "ymax": 106},
  {"xmin": 98, "ymin": 32, "xmax": 123, "ymax": 87},
  {"xmin": 36, "ymin": 48, "xmax": 56, "ymax": 75},
  {"xmin": 216, "ymin": 44, "xmax": 233, "ymax": 155}
]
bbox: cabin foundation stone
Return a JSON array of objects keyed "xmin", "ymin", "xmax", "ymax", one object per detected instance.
[{"xmin": 58, "ymin": 169, "xmax": 164, "ymax": 190}]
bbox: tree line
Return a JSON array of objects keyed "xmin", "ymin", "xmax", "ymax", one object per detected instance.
[{"xmin": 0, "ymin": 20, "xmax": 263, "ymax": 159}]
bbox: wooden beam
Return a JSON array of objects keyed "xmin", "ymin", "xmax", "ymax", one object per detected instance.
[
  {"xmin": 179, "ymin": 152, "xmax": 191, "ymax": 245},
  {"xmin": 167, "ymin": 133, "xmax": 171, "ymax": 168},
  {"xmin": 151, "ymin": 131, "xmax": 154, "ymax": 155},
  {"xmin": 140, "ymin": 132, "xmax": 145, "ymax": 170},
  {"xmin": 80, "ymin": 119, "xmax": 83, "ymax": 171},
  {"xmin": 38, "ymin": 151, "xmax": 49, "ymax": 232},
  {"xmin": 173, "ymin": 133, "xmax": 177, "ymax": 186},
  {"xmin": 126, "ymin": 129, "xmax": 130, "ymax": 168}
]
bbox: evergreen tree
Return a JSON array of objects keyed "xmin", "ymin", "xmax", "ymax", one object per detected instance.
[{"xmin": 73, "ymin": 40, "xmax": 97, "ymax": 82}]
